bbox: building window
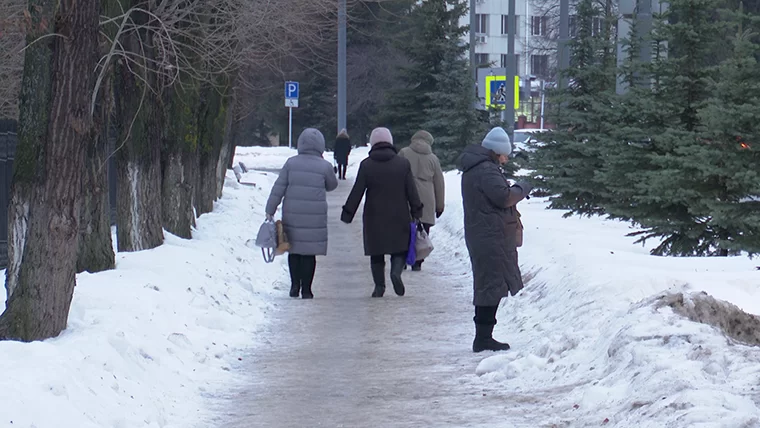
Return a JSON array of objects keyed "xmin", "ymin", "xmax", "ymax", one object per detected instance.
[
  {"xmin": 569, "ymin": 16, "xmax": 606, "ymax": 37},
  {"xmin": 592, "ymin": 17, "xmax": 604, "ymax": 36},
  {"xmin": 475, "ymin": 53, "xmax": 490, "ymax": 66},
  {"xmin": 531, "ymin": 16, "xmax": 548, "ymax": 36},
  {"xmin": 501, "ymin": 15, "xmax": 520, "ymax": 35},
  {"xmin": 531, "ymin": 54, "xmax": 548, "ymax": 76},
  {"xmin": 475, "ymin": 14, "xmax": 488, "ymax": 34},
  {"xmin": 569, "ymin": 16, "xmax": 577, "ymax": 37},
  {"xmin": 500, "ymin": 54, "xmax": 520, "ymax": 73}
]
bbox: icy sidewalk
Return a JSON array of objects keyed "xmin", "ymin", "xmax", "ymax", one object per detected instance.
[
  {"xmin": 0, "ymin": 168, "xmax": 286, "ymax": 428},
  {"xmin": 213, "ymin": 172, "xmax": 554, "ymax": 428},
  {"xmin": 435, "ymin": 171, "xmax": 760, "ymax": 427}
]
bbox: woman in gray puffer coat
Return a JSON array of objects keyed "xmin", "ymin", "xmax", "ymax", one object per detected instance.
[
  {"xmin": 457, "ymin": 127, "xmax": 533, "ymax": 352},
  {"xmin": 266, "ymin": 128, "xmax": 339, "ymax": 299}
]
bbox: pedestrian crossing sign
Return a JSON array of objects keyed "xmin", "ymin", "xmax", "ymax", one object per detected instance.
[{"xmin": 485, "ymin": 75, "xmax": 520, "ymax": 110}]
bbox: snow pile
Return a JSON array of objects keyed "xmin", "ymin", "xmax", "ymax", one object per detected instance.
[
  {"xmin": 233, "ymin": 146, "xmax": 297, "ymax": 170},
  {"xmin": 0, "ymin": 169, "xmax": 288, "ymax": 428},
  {"xmin": 435, "ymin": 170, "xmax": 760, "ymax": 427},
  {"xmin": 233, "ymin": 145, "xmax": 369, "ymax": 173}
]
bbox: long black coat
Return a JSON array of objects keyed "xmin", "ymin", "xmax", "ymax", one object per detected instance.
[
  {"xmin": 341, "ymin": 142, "xmax": 423, "ymax": 256},
  {"xmin": 334, "ymin": 136, "xmax": 351, "ymax": 165},
  {"xmin": 457, "ymin": 144, "xmax": 532, "ymax": 306}
]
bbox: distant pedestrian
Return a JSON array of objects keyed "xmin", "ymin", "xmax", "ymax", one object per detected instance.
[
  {"xmin": 341, "ymin": 127, "xmax": 423, "ymax": 297},
  {"xmin": 334, "ymin": 129, "xmax": 351, "ymax": 180},
  {"xmin": 266, "ymin": 128, "xmax": 339, "ymax": 299},
  {"xmin": 398, "ymin": 130, "xmax": 445, "ymax": 271},
  {"xmin": 457, "ymin": 127, "xmax": 533, "ymax": 352}
]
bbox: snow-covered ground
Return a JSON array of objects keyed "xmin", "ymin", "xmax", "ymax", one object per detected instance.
[
  {"xmin": 0, "ymin": 144, "xmax": 758, "ymax": 428},
  {"xmin": 0, "ymin": 167, "xmax": 288, "ymax": 428},
  {"xmin": 435, "ymin": 170, "xmax": 760, "ymax": 427}
]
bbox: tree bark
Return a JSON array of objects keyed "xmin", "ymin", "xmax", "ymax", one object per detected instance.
[
  {"xmin": 0, "ymin": 0, "xmax": 100, "ymax": 341},
  {"xmin": 77, "ymin": 74, "xmax": 115, "ymax": 273},
  {"xmin": 162, "ymin": 147, "xmax": 198, "ymax": 239},
  {"xmin": 194, "ymin": 85, "xmax": 227, "ymax": 217},
  {"xmin": 112, "ymin": 8, "xmax": 164, "ymax": 252},
  {"xmin": 216, "ymin": 91, "xmax": 238, "ymax": 199},
  {"xmin": 113, "ymin": 99, "xmax": 164, "ymax": 252},
  {"xmin": 161, "ymin": 87, "xmax": 199, "ymax": 239},
  {"xmin": 77, "ymin": 117, "xmax": 115, "ymax": 272}
]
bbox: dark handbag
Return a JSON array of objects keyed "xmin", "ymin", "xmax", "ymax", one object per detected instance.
[{"xmin": 516, "ymin": 210, "xmax": 524, "ymax": 248}]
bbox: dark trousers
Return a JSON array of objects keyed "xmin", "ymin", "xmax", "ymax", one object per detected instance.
[
  {"xmin": 337, "ymin": 163, "xmax": 347, "ymax": 179},
  {"xmin": 473, "ymin": 305, "xmax": 498, "ymax": 326},
  {"xmin": 288, "ymin": 254, "xmax": 317, "ymax": 289},
  {"xmin": 370, "ymin": 252, "xmax": 406, "ymax": 286},
  {"xmin": 370, "ymin": 252, "xmax": 407, "ymax": 267}
]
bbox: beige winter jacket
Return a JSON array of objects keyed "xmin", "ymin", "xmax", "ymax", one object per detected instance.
[{"xmin": 399, "ymin": 133, "xmax": 445, "ymax": 225}]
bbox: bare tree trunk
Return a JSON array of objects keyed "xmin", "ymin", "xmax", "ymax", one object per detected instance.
[
  {"xmin": 112, "ymin": 8, "xmax": 164, "ymax": 252},
  {"xmin": 113, "ymin": 100, "xmax": 164, "ymax": 252},
  {"xmin": 194, "ymin": 85, "xmax": 226, "ymax": 217},
  {"xmin": 0, "ymin": 0, "xmax": 100, "ymax": 342},
  {"xmin": 161, "ymin": 86, "xmax": 199, "ymax": 238},
  {"xmin": 77, "ymin": 113, "xmax": 115, "ymax": 273},
  {"xmin": 162, "ymin": 147, "xmax": 198, "ymax": 239},
  {"xmin": 216, "ymin": 91, "xmax": 238, "ymax": 199}
]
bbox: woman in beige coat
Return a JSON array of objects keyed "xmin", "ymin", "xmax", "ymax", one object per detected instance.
[{"xmin": 398, "ymin": 130, "xmax": 445, "ymax": 271}]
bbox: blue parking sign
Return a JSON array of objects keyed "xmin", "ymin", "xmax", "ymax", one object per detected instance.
[{"xmin": 285, "ymin": 81, "xmax": 299, "ymax": 99}]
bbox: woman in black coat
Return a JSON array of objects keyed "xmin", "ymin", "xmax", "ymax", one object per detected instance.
[
  {"xmin": 341, "ymin": 127, "xmax": 423, "ymax": 298},
  {"xmin": 334, "ymin": 129, "xmax": 351, "ymax": 180},
  {"xmin": 457, "ymin": 127, "xmax": 533, "ymax": 353}
]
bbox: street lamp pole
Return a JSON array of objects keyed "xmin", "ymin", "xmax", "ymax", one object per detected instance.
[
  {"xmin": 504, "ymin": 0, "xmax": 516, "ymax": 141},
  {"xmin": 338, "ymin": 0, "xmax": 347, "ymax": 133},
  {"xmin": 558, "ymin": 0, "xmax": 570, "ymax": 90},
  {"xmin": 470, "ymin": 0, "xmax": 477, "ymax": 99}
]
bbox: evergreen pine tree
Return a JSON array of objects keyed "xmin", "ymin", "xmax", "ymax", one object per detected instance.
[
  {"xmin": 381, "ymin": 0, "xmax": 482, "ymax": 163},
  {"xmin": 615, "ymin": 0, "xmax": 726, "ymax": 256},
  {"xmin": 529, "ymin": 0, "xmax": 617, "ymax": 216},
  {"xmin": 695, "ymin": 16, "xmax": 760, "ymax": 255},
  {"xmin": 347, "ymin": 0, "xmax": 415, "ymax": 144},
  {"xmin": 599, "ymin": 9, "xmax": 668, "ymax": 223}
]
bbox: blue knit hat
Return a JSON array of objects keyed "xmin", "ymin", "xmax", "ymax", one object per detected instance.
[{"xmin": 481, "ymin": 127, "xmax": 512, "ymax": 156}]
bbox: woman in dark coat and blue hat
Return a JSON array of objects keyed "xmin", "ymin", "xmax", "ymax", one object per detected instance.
[{"xmin": 457, "ymin": 127, "xmax": 533, "ymax": 352}]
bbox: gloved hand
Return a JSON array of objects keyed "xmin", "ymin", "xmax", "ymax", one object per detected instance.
[
  {"xmin": 436, "ymin": 210, "xmax": 443, "ymax": 219},
  {"xmin": 340, "ymin": 208, "xmax": 353, "ymax": 224},
  {"xmin": 515, "ymin": 181, "xmax": 534, "ymax": 197}
]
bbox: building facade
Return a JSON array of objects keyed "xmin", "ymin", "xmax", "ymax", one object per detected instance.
[{"xmin": 464, "ymin": 0, "xmax": 557, "ymax": 81}]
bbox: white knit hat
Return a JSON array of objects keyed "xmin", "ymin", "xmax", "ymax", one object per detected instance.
[{"xmin": 369, "ymin": 127, "xmax": 393, "ymax": 146}]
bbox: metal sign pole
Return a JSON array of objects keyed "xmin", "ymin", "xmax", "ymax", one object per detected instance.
[{"xmin": 288, "ymin": 107, "xmax": 293, "ymax": 149}]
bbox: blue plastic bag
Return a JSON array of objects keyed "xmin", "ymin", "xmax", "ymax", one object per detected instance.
[{"xmin": 406, "ymin": 222, "xmax": 417, "ymax": 265}]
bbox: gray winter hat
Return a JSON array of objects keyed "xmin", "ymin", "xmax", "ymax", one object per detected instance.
[{"xmin": 481, "ymin": 127, "xmax": 512, "ymax": 156}]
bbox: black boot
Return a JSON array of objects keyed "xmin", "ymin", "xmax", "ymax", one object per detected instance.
[
  {"xmin": 370, "ymin": 262, "xmax": 386, "ymax": 297},
  {"xmin": 472, "ymin": 324, "xmax": 510, "ymax": 353},
  {"xmin": 288, "ymin": 254, "xmax": 301, "ymax": 298},
  {"xmin": 411, "ymin": 260, "xmax": 423, "ymax": 272},
  {"xmin": 301, "ymin": 256, "xmax": 316, "ymax": 299},
  {"xmin": 390, "ymin": 254, "xmax": 406, "ymax": 296}
]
